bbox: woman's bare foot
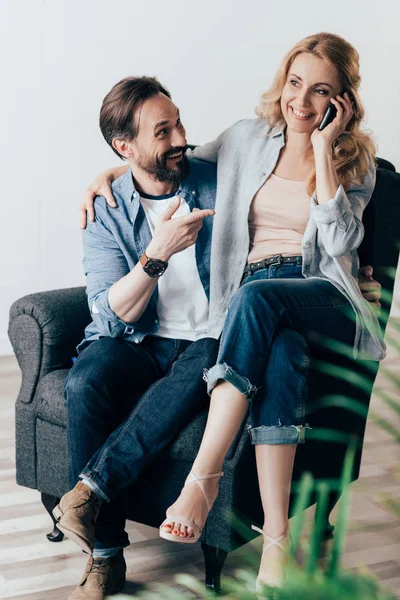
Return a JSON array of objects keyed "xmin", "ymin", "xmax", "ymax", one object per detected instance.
[{"xmin": 161, "ymin": 471, "xmax": 222, "ymax": 539}]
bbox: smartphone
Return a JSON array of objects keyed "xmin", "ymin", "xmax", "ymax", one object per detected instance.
[{"xmin": 318, "ymin": 103, "xmax": 337, "ymax": 131}]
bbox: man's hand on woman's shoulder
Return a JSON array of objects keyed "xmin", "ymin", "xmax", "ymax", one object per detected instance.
[
  {"xmin": 79, "ymin": 166, "xmax": 128, "ymax": 229},
  {"xmin": 358, "ymin": 265, "xmax": 381, "ymax": 314}
]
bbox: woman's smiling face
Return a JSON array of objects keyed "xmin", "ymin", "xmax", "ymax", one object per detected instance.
[{"xmin": 280, "ymin": 52, "xmax": 342, "ymax": 134}]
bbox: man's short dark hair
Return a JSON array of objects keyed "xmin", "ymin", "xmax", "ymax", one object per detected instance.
[{"xmin": 99, "ymin": 76, "xmax": 171, "ymax": 160}]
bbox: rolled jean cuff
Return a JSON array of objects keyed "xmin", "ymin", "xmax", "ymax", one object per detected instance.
[
  {"xmin": 203, "ymin": 362, "xmax": 258, "ymax": 402},
  {"xmin": 94, "ymin": 537, "xmax": 130, "ymax": 551},
  {"xmin": 80, "ymin": 472, "xmax": 110, "ymax": 503},
  {"xmin": 93, "ymin": 546, "xmax": 124, "ymax": 558},
  {"xmin": 249, "ymin": 423, "xmax": 311, "ymax": 445}
]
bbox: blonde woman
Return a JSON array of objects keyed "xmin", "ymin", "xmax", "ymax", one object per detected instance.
[{"xmin": 81, "ymin": 33, "xmax": 385, "ymax": 589}]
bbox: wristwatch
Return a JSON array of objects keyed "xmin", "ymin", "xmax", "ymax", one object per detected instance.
[{"xmin": 139, "ymin": 252, "xmax": 169, "ymax": 278}]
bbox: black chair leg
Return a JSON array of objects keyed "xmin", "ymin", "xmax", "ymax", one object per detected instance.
[
  {"xmin": 41, "ymin": 493, "xmax": 64, "ymax": 542},
  {"xmin": 201, "ymin": 543, "xmax": 228, "ymax": 595}
]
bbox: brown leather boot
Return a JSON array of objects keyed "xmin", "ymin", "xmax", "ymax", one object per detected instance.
[
  {"xmin": 68, "ymin": 551, "xmax": 126, "ymax": 599},
  {"xmin": 53, "ymin": 481, "xmax": 102, "ymax": 553}
]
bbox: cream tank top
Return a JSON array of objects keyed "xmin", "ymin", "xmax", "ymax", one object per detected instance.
[{"xmin": 248, "ymin": 173, "xmax": 310, "ymax": 264}]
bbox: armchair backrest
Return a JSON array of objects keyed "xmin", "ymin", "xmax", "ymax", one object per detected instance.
[{"xmin": 358, "ymin": 159, "xmax": 400, "ymax": 327}]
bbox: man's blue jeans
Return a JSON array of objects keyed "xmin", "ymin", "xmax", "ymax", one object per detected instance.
[
  {"xmin": 204, "ymin": 261, "xmax": 356, "ymax": 445},
  {"xmin": 65, "ymin": 334, "xmax": 218, "ymax": 550}
]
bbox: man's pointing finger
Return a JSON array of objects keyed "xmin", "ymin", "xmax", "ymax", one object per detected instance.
[{"xmin": 184, "ymin": 209, "xmax": 215, "ymax": 223}]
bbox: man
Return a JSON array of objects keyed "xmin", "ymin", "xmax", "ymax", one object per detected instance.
[
  {"xmin": 56, "ymin": 75, "xmax": 382, "ymax": 599},
  {"xmin": 54, "ymin": 76, "xmax": 219, "ymax": 600}
]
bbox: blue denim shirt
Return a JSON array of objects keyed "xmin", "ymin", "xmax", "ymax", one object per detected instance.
[{"xmin": 78, "ymin": 157, "xmax": 217, "ymax": 352}]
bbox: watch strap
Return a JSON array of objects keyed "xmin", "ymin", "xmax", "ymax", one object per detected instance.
[{"xmin": 139, "ymin": 252, "xmax": 150, "ymax": 269}]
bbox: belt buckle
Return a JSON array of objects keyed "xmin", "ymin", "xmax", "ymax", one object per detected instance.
[{"xmin": 269, "ymin": 254, "xmax": 283, "ymax": 268}]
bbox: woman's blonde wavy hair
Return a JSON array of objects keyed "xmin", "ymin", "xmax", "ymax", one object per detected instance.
[{"xmin": 256, "ymin": 32, "xmax": 376, "ymax": 194}]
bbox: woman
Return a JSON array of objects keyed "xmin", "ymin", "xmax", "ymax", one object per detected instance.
[{"xmin": 81, "ymin": 33, "xmax": 385, "ymax": 589}]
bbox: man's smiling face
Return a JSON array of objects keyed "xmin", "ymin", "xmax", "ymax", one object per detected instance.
[{"xmin": 131, "ymin": 93, "xmax": 189, "ymax": 183}]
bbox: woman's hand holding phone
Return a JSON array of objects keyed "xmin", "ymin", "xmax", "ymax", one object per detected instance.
[
  {"xmin": 311, "ymin": 92, "xmax": 354, "ymax": 206},
  {"xmin": 311, "ymin": 92, "xmax": 354, "ymax": 150}
]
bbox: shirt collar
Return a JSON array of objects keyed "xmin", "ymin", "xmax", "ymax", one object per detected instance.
[
  {"xmin": 271, "ymin": 121, "xmax": 286, "ymax": 138},
  {"xmin": 114, "ymin": 168, "xmax": 178, "ymax": 204},
  {"xmin": 112, "ymin": 167, "xmax": 136, "ymax": 202}
]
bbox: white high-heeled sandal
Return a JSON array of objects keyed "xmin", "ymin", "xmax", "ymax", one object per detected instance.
[
  {"xmin": 252, "ymin": 525, "xmax": 292, "ymax": 590},
  {"xmin": 159, "ymin": 470, "xmax": 223, "ymax": 544}
]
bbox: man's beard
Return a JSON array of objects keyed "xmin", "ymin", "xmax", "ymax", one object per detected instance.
[{"xmin": 137, "ymin": 146, "xmax": 189, "ymax": 183}]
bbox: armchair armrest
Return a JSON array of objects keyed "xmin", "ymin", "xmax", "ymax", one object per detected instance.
[
  {"xmin": 9, "ymin": 287, "xmax": 90, "ymax": 489},
  {"xmin": 8, "ymin": 287, "xmax": 90, "ymax": 404}
]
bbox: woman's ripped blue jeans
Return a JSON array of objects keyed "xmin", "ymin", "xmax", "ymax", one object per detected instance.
[{"xmin": 204, "ymin": 261, "xmax": 356, "ymax": 445}]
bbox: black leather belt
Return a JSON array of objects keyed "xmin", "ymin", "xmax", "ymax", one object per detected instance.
[{"xmin": 243, "ymin": 254, "xmax": 302, "ymax": 278}]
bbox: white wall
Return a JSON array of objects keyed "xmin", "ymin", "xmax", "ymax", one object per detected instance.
[{"xmin": 1, "ymin": 0, "xmax": 400, "ymax": 355}]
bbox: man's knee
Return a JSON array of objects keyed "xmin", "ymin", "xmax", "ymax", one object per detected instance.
[{"xmin": 64, "ymin": 338, "xmax": 123, "ymax": 406}]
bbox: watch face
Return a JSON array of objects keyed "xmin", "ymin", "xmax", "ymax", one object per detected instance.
[{"xmin": 144, "ymin": 258, "xmax": 167, "ymax": 277}]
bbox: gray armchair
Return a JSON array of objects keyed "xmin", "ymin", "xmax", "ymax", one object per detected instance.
[{"xmin": 8, "ymin": 160, "xmax": 400, "ymax": 593}]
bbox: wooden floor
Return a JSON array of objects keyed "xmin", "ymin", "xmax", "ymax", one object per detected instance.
[{"xmin": 1, "ymin": 323, "xmax": 400, "ymax": 600}]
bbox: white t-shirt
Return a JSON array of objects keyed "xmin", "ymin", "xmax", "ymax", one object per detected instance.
[{"xmin": 140, "ymin": 194, "xmax": 209, "ymax": 341}]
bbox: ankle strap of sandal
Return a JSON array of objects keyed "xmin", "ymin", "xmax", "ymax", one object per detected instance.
[
  {"xmin": 186, "ymin": 471, "xmax": 224, "ymax": 511},
  {"xmin": 188, "ymin": 471, "xmax": 224, "ymax": 482},
  {"xmin": 251, "ymin": 525, "xmax": 290, "ymax": 554}
]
